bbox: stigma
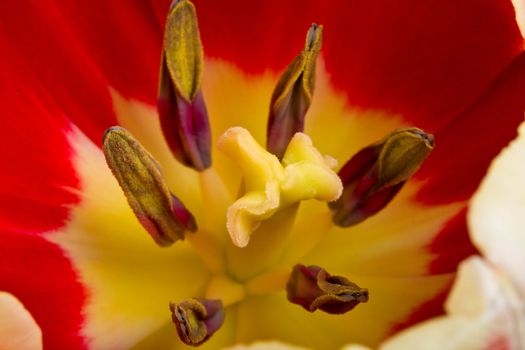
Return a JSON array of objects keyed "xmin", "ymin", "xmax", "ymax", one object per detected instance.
[{"xmin": 218, "ymin": 127, "xmax": 342, "ymax": 248}]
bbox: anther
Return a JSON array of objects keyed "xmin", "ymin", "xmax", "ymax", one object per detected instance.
[
  {"xmin": 169, "ymin": 298, "xmax": 224, "ymax": 346},
  {"xmin": 330, "ymin": 128, "xmax": 434, "ymax": 227},
  {"xmin": 266, "ymin": 23, "xmax": 323, "ymax": 159},
  {"xmin": 158, "ymin": 0, "xmax": 211, "ymax": 171},
  {"xmin": 287, "ymin": 264, "xmax": 369, "ymax": 314},
  {"xmin": 102, "ymin": 126, "xmax": 196, "ymax": 246},
  {"xmin": 306, "ymin": 23, "xmax": 320, "ymax": 49}
]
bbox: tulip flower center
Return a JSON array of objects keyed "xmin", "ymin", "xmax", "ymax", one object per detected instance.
[
  {"xmin": 109, "ymin": 57, "xmax": 453, "ymax": 346},
  {"xmin": 48, "ymin": 59, "xmax": 465, "ymax": 350},
  {"xmin": 46, "ymin": 2, "xmax": 467, "ymax": 348}
]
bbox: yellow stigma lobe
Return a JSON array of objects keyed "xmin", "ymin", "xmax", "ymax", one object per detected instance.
[{"xmin": 218, "ymin": 127, "xmax": 342, "ymax": 248}]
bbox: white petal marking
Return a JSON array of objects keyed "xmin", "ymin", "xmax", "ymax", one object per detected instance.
[
  {"xmin": 0, "ymin": 292, "xmax": 42, "ymax": 350},
  {"xmin": 512, "ymin": 0, "xmax": 525, "ymax": 38},
  {"xmin": 375, "ymin": 257, "xmax": 525, "ymax": 350},
  {"xmin": 468, "ymin": 120, "xmax": 525, "ymax": 295}
]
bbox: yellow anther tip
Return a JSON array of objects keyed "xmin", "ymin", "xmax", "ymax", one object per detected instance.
[{"xmin": 163, "ymin": 0, "xmax": 203, "ymax": 101}]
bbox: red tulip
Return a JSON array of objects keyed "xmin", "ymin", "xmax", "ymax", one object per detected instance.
[{"xmin": 1, "ymin": 1, "xmax": 525, "ymax": 349}]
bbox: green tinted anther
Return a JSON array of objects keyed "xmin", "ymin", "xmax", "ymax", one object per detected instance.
[{"xmin": 102, "ymin": 126, "xmax": 196, "ymax": 246}]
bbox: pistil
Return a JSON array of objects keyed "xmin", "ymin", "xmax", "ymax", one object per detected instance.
[{"xmin": 218, "ymin": 127, "xmax": 342, "ymax": 248}]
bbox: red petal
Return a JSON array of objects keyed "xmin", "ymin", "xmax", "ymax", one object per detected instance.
[
  {"xmin": 188, "ymin": 0, "xmax": 522, "ymax": 131},
  {"xmin": 0, "ymin": 48, "xmax": 86, "ymax": 347},
  {"xmin": 416, "ymin": 52, "xmax": 525, "ymax": 204},
  {"xmin": 388, "ymin": 286, "xmax": 450, "ymax": 338},
  {"xmin": 0, "ymin": 230, "xmax": 87, "ymax": 349},
  {"xmin": 390, "ymin": 206, "xmax": 490, "ymax": 334},
  {"xmin": 321, "ymin": 0, "xmax": 523, "ymax": 131},
  {"xmin": 0, "ymin": 1, "xmax": 163, "ymax": 143},
  {"xmin": 0, "ymin": 69, "xmax": 80, "ymax": 233},
  {"xmin": 188, "ymin": 0, "xmax": 321, "ymax": 71},
  {"xmin": 427, "ymin": 209, "xmax": 480, "ymax": 274},
  {"xmin": 3, "ymin": 1, "xmax": 520, "ymax": 142}
]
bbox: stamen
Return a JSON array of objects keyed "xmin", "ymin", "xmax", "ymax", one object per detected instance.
[
  {"xmin": 158, "ymin": 0, "xmax": 211, "ymax": 171},
  {"xmin": 102, "ymin": 126, "xmax": 196, "ymax": 246},
  {"xmin": 218, "ymin": 127, "xmax": 341, "ymax": 248},
  {"xmin": 169, "ymin": 298, "xmax": 224, "ymax": 346},
  {"xmin": 266, "ymin": 23, "xmax": 323, "ymax": 159},
  {"xmin": 287, "ymin": 264, "xmax": 369, "ymax": 314},
  {"xmin": 306, "ymin": 23, "xmax": 320, "ymax": 49},
  {"xmin": 330, "ymin": 128, "xmax": 434, "ymax": 227}
]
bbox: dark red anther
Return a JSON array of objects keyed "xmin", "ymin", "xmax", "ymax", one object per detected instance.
[
  {"xmin": 287, "ymin": 264, "xmax": 369, "ymax": 314},
  {"xmin": 330, "ymin": 128, "xmax": 434, "ymax": 227}
]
